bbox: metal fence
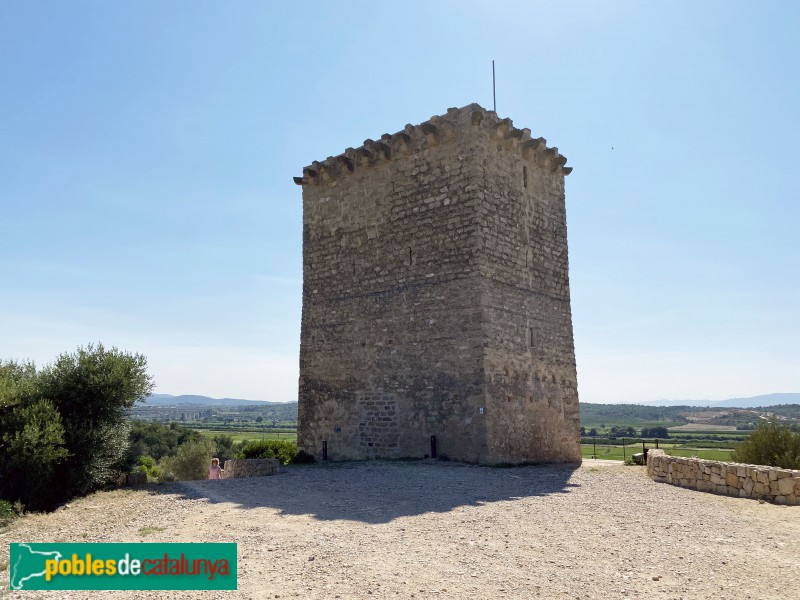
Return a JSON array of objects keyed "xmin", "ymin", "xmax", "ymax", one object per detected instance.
[{"xmin": 580, "ymin": 437, "xmax": 662, "ymax": 461}]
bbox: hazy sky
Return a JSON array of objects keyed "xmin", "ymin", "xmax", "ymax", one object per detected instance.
[{"xmin": 1, "ymin": 2, "xmax": 797, "ymax": 403}]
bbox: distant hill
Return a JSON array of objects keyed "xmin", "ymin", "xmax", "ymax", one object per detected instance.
[
  {"xmin": 579, "ymin": 400, "xmax": 800, "ymax": 432},
  {"xmin": 143, "ymin": 394, "xmax": 289, "ymax": 407},
  {"xmin": 144, "ymin": 392, "xmax": 800, "ymax": 409},
  {"xmin": 642, "ymin": 393, "xmax": 800, "ymax": 408}
]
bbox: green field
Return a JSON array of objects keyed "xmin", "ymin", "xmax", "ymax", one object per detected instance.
[
  {"xmin": 668, "ymin": 431, "xmax": 747, "ymax": 440},
  {"xmin": 582, "ymin": 444, "xmax": 635, "ymax": 461},
  {"xmin": 195, "ymin": 429, "xmax": 297, "ymax": 443},
  {"xmin": 663, "ymin": 447, "xmax": 735, "ymax": 461},
  {"xmin": 668, "ymin": 424, "xmax": 737, "ymax": 432},
  {"xmin": 582, "ymin": 443, "xmax": 735, "ymax": 462}
]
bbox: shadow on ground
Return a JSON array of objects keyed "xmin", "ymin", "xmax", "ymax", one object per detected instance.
[{"xmin": 167, "ymin": 460, "xmax": 580, "ymax": 524}]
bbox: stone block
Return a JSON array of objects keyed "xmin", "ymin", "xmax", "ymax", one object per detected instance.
[{"xmin": 777, "ymin": 477, "xmax": 795, "ymax": 496}]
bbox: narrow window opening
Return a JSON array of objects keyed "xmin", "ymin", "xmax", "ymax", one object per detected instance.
[
  {"xmin": 523, "ymin": 165, "xmax": 528, "ymax": 188},
  {"xmin": 352, "ymin": 260, "xmax": 356, "ymax": 276},
  {"xmin": 407, "ymin": 247, "xmax": 415, "ymax": 266},
  {"xmin": 529, "ymin": 327, "xmax": 535, "ymax": 348}
]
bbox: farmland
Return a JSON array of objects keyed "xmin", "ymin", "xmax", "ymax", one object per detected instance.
[
  {"xmin": 581, "ymin": 441, "xmax": 735, "ymax": 462},
  {"xmin": 127, "ymin": 398, "xmax": 799, "ymax": 463},
  {"xmin": 195, "ymin": 429, "xmax": 297, "ymax": 444}
]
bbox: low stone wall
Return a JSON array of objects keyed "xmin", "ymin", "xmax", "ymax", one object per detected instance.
[
  {"xmin": 117, "ymin": 472, "xmax": 148, "ymax": 486},
  {"xmin": 647, "ymin": 449, "xmax": 800, "ymax": 505},
  {"xmin": 221, "ymin": 458, "xmax": 281, "ymax": 479}
]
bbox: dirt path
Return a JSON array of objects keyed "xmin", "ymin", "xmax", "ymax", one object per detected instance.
[{"xmin": 2, "ymin": 461, "xmax": 798, "ymax": 599}]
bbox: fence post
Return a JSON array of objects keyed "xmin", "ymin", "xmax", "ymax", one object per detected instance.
[
  {"xmin": 593, "ymin": 438, "xmax": 596, "ymax": 459},
  {"xmin": 622, "ymin": 438, "xmax": 626, "ymax": 462}
]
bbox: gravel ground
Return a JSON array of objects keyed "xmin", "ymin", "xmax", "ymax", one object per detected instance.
[{"xmin": 1, "ymin": 460, "xmax": 798, "ymax": 599}]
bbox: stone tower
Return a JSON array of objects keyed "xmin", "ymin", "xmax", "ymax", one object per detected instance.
[{"xmin": 294, "ymin": 104, "xmax": 581, "ymax": 464}]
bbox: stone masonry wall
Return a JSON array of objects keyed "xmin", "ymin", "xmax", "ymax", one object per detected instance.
[
  {"xmin": 477, "ymin": 113, "xmax": 580, "ymax": 463},
  {"xmin": 296, "ymin": 103, "xmax": 580, "ymax": 464},
  {"xmin": 647, "ymin": 449, "xmax": 800, "ymax": 505},
  {"xmin": 222, "ymin": 459, "xmax": 280, "ymax": 479}
]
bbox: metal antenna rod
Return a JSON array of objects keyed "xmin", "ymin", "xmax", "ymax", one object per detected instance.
[{"xmin": 492, "ymin": 60, "xmax": 496, "ymax": 112}]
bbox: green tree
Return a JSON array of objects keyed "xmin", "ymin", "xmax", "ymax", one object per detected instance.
[
  {"xmin": 0, "ymin": 361, "xmax": 71, "ymax": 510},
  {"xmin": 37, "ymin": 344, "xmax": 154, "ymax": 499},
  {"xmin": 609, "ymin": 425, "xmax": 636, "ymax": 437},
  {"xmin": 0, "ymin": 345, "xmax": 154, "ymax": 510},
  {"xmin": 213, "ymin": 434, "xmax": 236, "ymax": 463},
  {"xmin": 732, "ymin": 419, "xmax": 800, "ymax": 469},
  {"xmin": 641, "ymin": 426, "xmax": 669, "ymax": 438},
  {"xmin": 160, "ymin": 438, "xmax": 215, "ymax": 481},
  {"xmin": 0, "ymin": 361, "xmax": 36, "ymax": 404},
  {"xmin": 127, "ymin": 421, "xmax": 201, "ymax": 462},
  {"xmin": 136, "ymin": 456, "xmax": 163, "ymax": 480},
  {"xmin": 0, "ymin": 399, "xmax": 70, "ymax": 510}
]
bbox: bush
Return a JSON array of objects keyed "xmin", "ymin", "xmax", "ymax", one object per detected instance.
[
  {"xmin": 136, "ymin": 456, "xmax": 163, "ymax": 481},
  {"xmin": 127, "ymin": 421, "xmax": 202, "ymax": 463},
  {"xmin": 641, "ymin": 426, "xmax": 669, "ymax": 438},
  {"xmin": 0, "ymin": 399, "xmax": 70, "ymax": 510},
  {"xmin": 212, "ymin": 435, "xmax": 236, "ymax": 464},
  {"xmin": 160, "ymin": 439, "xmax": 215, "ymax": 481},
  {"xmin": 732, "ymin": 419, "xmax": 800, "ymax": 469},
  {"xmin": 0, "ymin": 499, "xmax": 19, "ymax": 528},
  {"xmin": 238, "ymin": 440, "xmax": 297, "ymax": 465}
]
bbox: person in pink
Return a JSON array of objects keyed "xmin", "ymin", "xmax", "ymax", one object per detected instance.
[{"xmin": 208, "ymin": 457, "xmax": 223, "ymax": 480}]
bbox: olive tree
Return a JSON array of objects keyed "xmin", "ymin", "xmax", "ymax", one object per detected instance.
[{"xmin": 0, "ymin": 344, "xmax": 153, "ymax": 509}]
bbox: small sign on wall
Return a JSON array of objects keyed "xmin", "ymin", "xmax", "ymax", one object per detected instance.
[{"xmin": 479, "ymin": 407, "xmax": 484, "ymax": 415}]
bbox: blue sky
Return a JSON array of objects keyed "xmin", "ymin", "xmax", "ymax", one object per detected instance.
[{"xmin": 1, "ymin": 2, "xmax": 797, "ymax": 403}]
